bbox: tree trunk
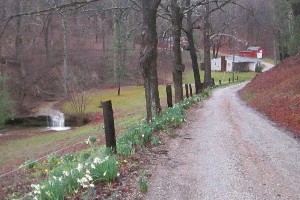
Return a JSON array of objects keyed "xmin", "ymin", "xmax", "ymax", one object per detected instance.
[
  {"xmin": 61, "ymin": 17, "xmax": 68, "ymax": 98},
  {"xmin": 113, "ymin": 11, "xmax": 119, "ymax": 86},
  {"xmin": 15, "ymin": 1, "xmax": 25, "ymax": 77},
  {"xmin": 291, "ymin": 2, "xmax": 300, "ymax": 16},
  {"xmin": 102, "ymin": 19, "xmax": 106, "ymax": 57},
  {"xmin": 171, "ymin": 0, "xmax": 184, "ymax": 103},
  {"xmin": 186, "ymin": 0, "xmax": 201, "ymax": 94},
  {"xmin": 215, "ymin": 36, "xmax": 222, "ymax": 58},
  {"xmin": 140, "ymin": 0, "xmax": 162, "ymax": 122},
  {"xmin": 203, "ymin": 0, "xmax": 212, "ymax": 87},
  {"xmin": 44, "ymin": 14, "xmax": 52, "ymax": 61}
]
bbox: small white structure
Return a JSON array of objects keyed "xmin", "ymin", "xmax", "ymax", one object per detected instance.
[{"xmin": 211, "ymin": 55, "xmax": 260, "ymax": 72}]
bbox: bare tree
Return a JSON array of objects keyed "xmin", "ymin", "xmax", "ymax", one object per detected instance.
[
  {"xmin": 184, "ymin": 0, "xmax": 202, "ymax": 94},
  {"xmin": 61, "ymin": 15, "xmax": 69, "ymax": 98},
  {"xmin": 203, "ymin": 0, "xmax": 212, "ymax": 86},
  {"xmin": 138, "ymin": 0, "xmax": 162, "ymax": 122},
  {"xmin": 111, "ymin": 2, "xmax": 130, "ymax": 95},
  {"xmin": 170, "ymin": 0, "xmax": 184, "ymax": 103},
  {"xmin": 200, "ymin": 0, "xmax": 235, "ymax": 85}
]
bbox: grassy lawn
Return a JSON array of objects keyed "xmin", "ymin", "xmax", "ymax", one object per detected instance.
[
  {"xmin": 262, "ymin": 57, "xmax": 275, "ymax": 65},
  {"xmin": 0, "ymin": 86, "xmax": 168, "ymax": 170},
  {"xmin": 183, "ymin": 70, "xmax": 257, "ymax": 85},
  {"xmin": 0, "ymin": 71, "xmax": 256, "ymax": 171}
]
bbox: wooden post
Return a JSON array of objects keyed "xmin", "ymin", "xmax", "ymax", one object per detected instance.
[
  {"xmin": 185, "ymin": 84, "xmax": 189, "ymax": 98},
  {"xmin": 211, "ymin": 78, "xmax": 215, "ymax": 86},
  {"xmin": 102, "ymin": 100, "xmax": 116, "ymax": 153},
  {"xmin": 219, "ymin": 80, "xmax": 222, "ymax": 85},
  {"xmin": 237, "ymin": 76, "xmax": 239, "ymax": 81},
  {"xmin": 229, "ymin": 78, "xmax": 231, "ymax": 83},
  {"xmin": 232, "ymin": 73, "xmax": 235, "ymax": 82},
  {"xmin": 189, "ymin": 84, "xmax": 193, "ymax": 97},
  {"xmin": 166, "ymin": 84, "xmax": 173, "ymax": 107}
]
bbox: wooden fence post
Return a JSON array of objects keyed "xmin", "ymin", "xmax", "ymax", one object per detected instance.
[
  {"xmin": 237, "ymin": 76, "xmax": 239, "ymax": 81},
  {"xmin": 211, "ymin": 78, "xmax": 215, "ymax": 86},
  {"xmin": 166, "ymin": 84, "xmax": 173, "ymax": 107},
  {"xmin": 189, "ymin": 84, "xmax": 193, "ymax": 97},
  {"xmin": 219, "ymin": 80, "xmax": 222, "ymax": 85},
  {"xmin": 232, "ymin": 73, "xmax": 235, "ymax": 82},
  {"xmin": 185, "ymin": 84, "xmax": 189, "ymax": 98},
  {"xmin": 229, "ymin": 78, "xmax": 231, "ymax": 83},
  {"xmin": 102, "ymin": 100, "xmax": 116, "ymax": 153}
]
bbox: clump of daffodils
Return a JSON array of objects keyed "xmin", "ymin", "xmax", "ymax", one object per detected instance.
[
  {"xmin": 77, "ymin": 170, "xmax": 94, "ymax": 188},
  {"xmin": 85, "ymin": 136, "xmax": 98, "ymax": 146}
]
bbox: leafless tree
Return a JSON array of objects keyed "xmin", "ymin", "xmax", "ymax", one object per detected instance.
[
  {"xmin": 185, "ymin": 0, "xmax": 202, "ymax": 94},
  {"xmin": 136, "ymin": 0, "xmax": 162, "ymax": 122},
  {"xmin": 170, "ymin": 0, "xmax": 184, "ymax": 102}
]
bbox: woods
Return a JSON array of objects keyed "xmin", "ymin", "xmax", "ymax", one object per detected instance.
[{"xmin": 0, "ymin": 0, "xmax": 299, "ymax": 122}]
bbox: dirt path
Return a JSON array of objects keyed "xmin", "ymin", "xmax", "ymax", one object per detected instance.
[{"xmin": 145, "ymin": 83, "xmax": 300, "ymax": 200}]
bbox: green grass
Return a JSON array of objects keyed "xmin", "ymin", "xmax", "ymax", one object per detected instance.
[
  {"xmin": 183, "ymin": 70, "xmax": 256, "ymax": 84},
  {"xmin": 63, "ymin": 85, "xmax": 169, "ymax": 114},
  {"xmin": 0, "ymin": 86, "xmax": 169, "ymax": 168},
  {"xmin": 0, "ymin": 125, "xmax": 100, "ymax": 167},
  {"xmin": 0, "ymin": 71, "xmax": 255, "ymax": 169},
  {"xmin": 262, "ymin": 57, "xmax": 275, "ymax": 65}
]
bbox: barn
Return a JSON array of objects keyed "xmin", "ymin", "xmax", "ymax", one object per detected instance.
[{"xmin": 239, "ymin": 46, "xmax": 264, "ymax": 59}]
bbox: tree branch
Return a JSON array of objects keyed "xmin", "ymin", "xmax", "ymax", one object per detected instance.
[{"xmin": 0, "ymin": 0, "xmax": 103, "ymax": 38}]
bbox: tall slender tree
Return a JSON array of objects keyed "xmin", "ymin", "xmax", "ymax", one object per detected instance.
[
  {"xmin": 139, "ymin": 0, "xmax": 162, "ymax": 122},
  {"xmin": 203, "ymin": 0, "xmax": 212, "ymax": 86},
  {"xmin": 61, "ymin": 15, "xmax": 69, "ymax": 98},
  {"xmin": 171, "ymin": 0, "xmax": 184, "ymax": 103},
  {"xmin": 185, "ymin": 0, "xmax": 202, "ymax": 94}
]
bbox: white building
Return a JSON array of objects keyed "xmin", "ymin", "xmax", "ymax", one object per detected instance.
[{"xmin": 211, "ymin": 55, "xmax": 260, "ymax": 72}]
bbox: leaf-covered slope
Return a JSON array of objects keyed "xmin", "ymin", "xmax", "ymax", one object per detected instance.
[{"xmin": 239, "ymin": 56, "xmax": 300, "ymax": 136}]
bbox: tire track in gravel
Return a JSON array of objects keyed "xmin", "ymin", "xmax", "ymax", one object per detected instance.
[{"xmin": 145, "ymin": 83, "xmax": 300, "ymax": 200}]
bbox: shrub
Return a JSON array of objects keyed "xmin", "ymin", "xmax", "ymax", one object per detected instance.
[
  {"xmin": 151, "ymin": 136, "xmax": 160, "ymax": 146},
  {"xmin": 138, "ymin": 171, "xmax": 148, "ymax": 193},
  {"xmin": 255, "ymin": 62, "xmax": 264, "ymax": 73},
  {"xmin": 67, "ymin": 87, "xmax": 91, "ymax": 126},
  {"xmin": 23, "ymin": 160, "xmax": 38, "ymax": 169},
  {"xmin": 0, "ymin": 76, "xmax": 14, "ymax": 125}
]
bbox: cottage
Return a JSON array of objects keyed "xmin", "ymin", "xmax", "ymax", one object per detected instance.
[{"xmin": 211, "ymin": 55, "xmax": 260, "ymax": 72}]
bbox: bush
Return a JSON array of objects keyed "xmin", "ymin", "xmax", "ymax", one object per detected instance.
[
  {"xmin": 0, "ymin": 76, "xmax": 14, "ymax": 125},
  {"xmin": 255, "ymin": 62, "xmax": 264, "ymax": 73},
  {"xmin": 67, "ymin": 85, "xmax": 91, "ymax": 126}
]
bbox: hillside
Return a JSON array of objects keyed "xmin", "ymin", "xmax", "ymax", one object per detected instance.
[{"xmin": 239, "ymin": 56, "xmax": 300, "ymax": 137}]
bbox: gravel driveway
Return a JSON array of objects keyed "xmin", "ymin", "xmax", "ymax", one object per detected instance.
[
  {"xmin": 262, "ymin": 61, "xmax": 275, "ymax": 72},
  {"xmin": 145, "ymin": 83, "xmax": 300, "ymax": 200}
]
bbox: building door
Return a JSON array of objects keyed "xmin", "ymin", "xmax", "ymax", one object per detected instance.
[{"xmin": 221, "ymin": 56, "xmax": 226, "ymax": 72}]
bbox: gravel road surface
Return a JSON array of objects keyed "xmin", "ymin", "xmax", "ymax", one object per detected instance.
[
  {"xmin": 145, "ymin": 83, "xmax": 300, "ymax": 200},
  {"xmin": 262, "ymin": 61, "xmax": 275, "ymax": 72}
]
